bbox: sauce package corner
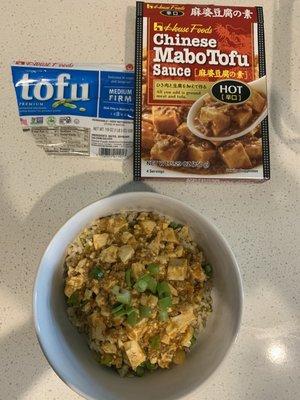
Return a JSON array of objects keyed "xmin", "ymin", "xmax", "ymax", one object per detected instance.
[
  {"xmin": 134, "ymin": 2, "xmax": 270, "ymax": 181},
  {"xmin": 11, "ymin": 62, "xmax": 135, "ymax": 158}
]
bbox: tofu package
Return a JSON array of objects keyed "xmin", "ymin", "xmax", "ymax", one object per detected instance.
[
  {"xmin": 11, "ymin": 61, "xmax": 134, "ymax": 158},
  {"xmin": 134, "ymin": 2, "xmax": 270, "ymax": 181}
]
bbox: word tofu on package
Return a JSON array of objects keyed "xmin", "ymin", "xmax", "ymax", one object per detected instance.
[
  {"xmin": 134, "ymin": 2, "xmax": 270, "ymax": 181},
  {"xmin": 11, "ymin": 62, "xmax": 134, "ymax": 157}
]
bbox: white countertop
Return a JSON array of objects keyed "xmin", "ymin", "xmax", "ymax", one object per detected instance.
[{"xmin": 0, "ymin": 0, "xmax": 299, "ymax": 399}]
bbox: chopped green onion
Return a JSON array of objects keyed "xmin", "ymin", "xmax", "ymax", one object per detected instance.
[
  {"xmin": 157, "ymin": 281, "xmax": 171, "ymax": 298},
  {"xmin": 134, "ymin": 274, "xmax": 157, "ymax": 294},
  {"xmin": 146, "ymin": 263, "xmax": 159, "ymax": 275},
  {"xmin": 111, "ymin": 285, "xmax": 120, "ymax": 295},
  {"xmin": 67, "ymin": 291, "xmax": 80, "ymax": 307},
  {"xmin": 145, "ymin": 360, "xmax": 158, "ymax": 370},
  {"xmin": 89, "ymin": 266, "xmax": 104, "ymax": 280},
  {"xmin": 134, "ymin": 276, "xmax": 149, "ymax": 293},
  {"xmin": 114, "ymin": 309, "xmax": 128, "ymax": 318},
  {"xmin": 116, "ymin": 289, "xmax": 131, "ymax": 305},
  {"xmin": 190, "ymin": 335, "xmax": 197, "ymax": 346},
  {"xmin": 203, "ymin": 263, "xmax": 213, "ymax": 278},
  {"xmin": 146, "ymin": 276, "xmax": 157, "ymax": 294},
  {"xmin": 125, "ymin": 268, "xmax": 132, "ymax": 288},
  {"xmin": 117, "ymin": 364, "xmax": 129, "ymax": 377},
  {"xmin": 125, "ymin": 306, "xmax": 134, "ymax": 315},
  {"xmin": 112, "ymin": 304, "xmax": 134, "ymax": 318},
  {"xmin": 139, "ymin": 305, "xmax": 151, "ymax": 318},
  {"xmin": 169, "ymin": 221, "xmax": 183, "ymax": 230},
  {"xmin": 159, "ymin": 310, "xmax": 169, "ymax": 322},
  {"xmin": 112, "ymin": 303, "xmax": 124, "ymax": 314},
  {"xmin": 135, "ymin": 366, "xmax": 145, "ymax": 377},
  {"xmin": 126, "ymin": 309, "xmax": 140, "ymax": 326},
  {"xmin": 149, "ymin": 334, "xmax": 161, "ymax": 349},
  {"xmin": 158, "ymin": 296, "xmax": 172, "ymax": 310},
  {"xmin": 100, "ymin": 354, "xmax": 113, "ymax": 366}
]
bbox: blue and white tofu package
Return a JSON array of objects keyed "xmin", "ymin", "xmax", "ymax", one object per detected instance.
[{"xmin": 11, "ymin": 61, "xmax": 134, "ymax": 157}]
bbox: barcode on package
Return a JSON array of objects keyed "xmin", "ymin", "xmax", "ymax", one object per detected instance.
[{"xmin": 98, "ymin": 148, "xmax": 128, "ymax": 157}]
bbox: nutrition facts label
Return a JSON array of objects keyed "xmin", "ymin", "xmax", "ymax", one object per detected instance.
[{"xmin": 30, "ymin": 126, "xmax": 90, "ymax": 155}]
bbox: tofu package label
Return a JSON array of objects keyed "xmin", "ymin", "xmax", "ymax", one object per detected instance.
[
  {"xmin": 134, "ymin": 2, "xmax": 270, "ymax": 181},
  {"xmin": 11, "ymin": 62, "xmax": 134, "ymax": 157}
]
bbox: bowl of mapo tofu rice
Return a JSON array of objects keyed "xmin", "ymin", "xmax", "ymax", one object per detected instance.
[
  {"xmin": 34, "ymin": 192, "xmax": 243, "ymax": 400},
  {"xmin": 64, "ymin": 211, "xmax": 213, "ymax": 376}
]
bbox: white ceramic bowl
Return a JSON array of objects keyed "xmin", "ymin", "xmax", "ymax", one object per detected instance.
[{"xmin": 33, "ymin": 192, "xmax": 243, "ymax": 400}]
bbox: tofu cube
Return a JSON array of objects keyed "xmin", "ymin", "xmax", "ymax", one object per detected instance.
[
  {"xmin": 64, "ymin": 275, "xmax": 85, "ymax": 297},
  {"xmin": 131, "ymin": 262, "xmax": 145, "ymax": 280},
  {"xmin": 141, "ymin": 121, "xmax": 157, "ymax": 150},
  {"xmin": 187, "ymin": 143, "xmax": 216, "ymax": 163},
  {"xmin": 153, "ymin": 107, "xmax": 181, "ymax": 133},
  {"xmin": 118, "ymin": 245, "xmax": 135, "ymax": 264},
  {"xmin": 244, "ymin": 138, "xmax": 262, "ymax": 160},
  {"xmin": 199, "ymin": 106, "xmax": 230, "ymax": 136},
  {"xmin": 232, "ymin": 106, "xmax": 253, "ymax": 128},
  {"xmin": 219, "ymin": 142, "xmax": 252, "ymax": 169},
  {"xmin": 88, "ymin": 313, "xmax": 106, "ymax": 340},
  {"xmin": 148, "ymin": 234, "xmax": 161, "ymax": 255},
  {"xmin": 150, "ymin": 135, "xmax": 184, "ymax": 161},
  {"xmin": 162, "ymin": 228, "xmax": 178, "ymax": 243},
  {"xmin": 176, "ymin": 122, "xmax": 196, "ymax": 143},
  {"xmin": 171, "ymin": 306, "xmax": 195, "ymax": 332},
  {"xmin": 93, "ymin": 233, "xmax": 109, "ymax": 250},
  {"xmin": 191, "ymin": 264, "xmax": 206, "ymax": 282},
  {"xmin": 124, "ymin": 340, "xmax": 146, "ymax": 369},
  {"xmin": 248, "ymin": 90, "xmax": 266, "ymax": 114},
  {"xmin": 100, "ymin": 245, "xmax": 118, "ymax": 263},
  {"xmin": 167, "ymin": 258, "xmax": 188, "ymax": 281},
  {"xmin": 181, "ymin": 326, "xmax": 194, "ymax": 347},
  {"xmin": 107, "ymin": 217, "xmax": 127, "ymax": 233},
  {"xmin": 121, "ymin": 231, "xmax": 133, "ymax": 244},
  {"xmin": 140, "ymin": 220, "xmax": 156, "ymax": 235}
]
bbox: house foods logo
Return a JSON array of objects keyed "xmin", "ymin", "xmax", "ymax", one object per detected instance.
[{"xmin": 160, "ymin": 10, "xmax": 184, "ymax": 17}]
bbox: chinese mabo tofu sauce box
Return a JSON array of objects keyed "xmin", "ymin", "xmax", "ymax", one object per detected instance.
[{"xmin": 134, "ymin": 2, "xmax": 270, "ymax": 181}]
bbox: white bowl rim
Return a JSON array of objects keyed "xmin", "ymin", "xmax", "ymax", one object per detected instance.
[{"xmin": 33, "ymin": 191, "xmax": 244, "ymax": 400}]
